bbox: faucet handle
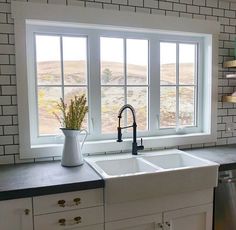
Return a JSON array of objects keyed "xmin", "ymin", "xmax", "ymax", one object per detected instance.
[{"xmin": 138, "ymin": 138, "xmax": 144, "ymax": 151}]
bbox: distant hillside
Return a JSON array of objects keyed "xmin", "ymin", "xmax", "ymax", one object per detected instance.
[
  {"xmin": 37, "ymin": 61, "xmax": 194, "ymax": 85},
  {"xmin": 37, "ymin": 61, "xmax": 195, "ymax": 134}
]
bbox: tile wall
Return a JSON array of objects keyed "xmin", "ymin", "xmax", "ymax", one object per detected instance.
[{"xmin": 0, "ymin": 0, "xmax": 235, "ymax": 164}]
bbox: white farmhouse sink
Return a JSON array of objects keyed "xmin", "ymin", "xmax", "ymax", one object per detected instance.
[
  {"xmin": 142, "ymin": 152, "xmax": 207, "ymax": 169},
  {"xmin": 89, "ymin": 157, "xmax": 157, "ymax": 178},
  {"xmin": 86, "ymin": 149, "xmax": 219, "ymax": 204}
]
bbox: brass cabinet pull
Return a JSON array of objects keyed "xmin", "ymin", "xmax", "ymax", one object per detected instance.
[
  {"xmin": 24, "ymin": 209, "xmax": 30, "ymax": 215},
  {"xmin": 165, "ymin": 221, "xmax": 171, "ymax": 227},
  {"xmin": 157, "ymin": 223, "xmax": 163, "ymax": 229},
  {"xmin": 58, "ymin": 218, "xmax": 66, "ymax": 226},
  {"xmin": 58, "ymin": 200, "xmax": 66, "ymax": 207},
  {"xmin": 74, "ymin": 216, "xmax": 82, "ymax": 224},
  {"xmin": 73, "ymin": 198, "xmax": 81, "ymax": 205}
]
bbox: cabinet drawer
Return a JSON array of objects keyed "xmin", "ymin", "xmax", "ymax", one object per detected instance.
[
  {"xmin": 33, "ymin": 188, "xmax": 103, "ymax": 215},
  {"xmin": 34, "ymin": 206, "xmax": 104, "ymax": 230}
]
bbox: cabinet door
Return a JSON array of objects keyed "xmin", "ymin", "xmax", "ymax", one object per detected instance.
[
  {"xmin": 0, "ymin": 198, "xmax": 33, "ymax": 230},
  {"xmin": 163, "ymin": 204, "xmax": 213, "ymax": 230},
  {"xmin": 105, "ymin": 213, "xmax": 163, "ymax": 230}
]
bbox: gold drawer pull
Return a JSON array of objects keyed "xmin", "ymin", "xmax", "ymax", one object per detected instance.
[
  {"xmin": 74, "ymin": 216, "xmax": 82, "ymax": 224},
  {"xmin": 58, "ymin": 218, "xmax": 66, "ymax": 226},
  {"xmin": 165, "ymin": 221, "xmax": 170, "ymax": 227},
  {"xmin": 24, "ymin": 209, "xmax": 30, "ymax": 215},
  {"xmin": 58, "ymin": 200, "xmax": 66, "ymax": 207},
  {"xmin": 73, "ymin": 198, "xmax": 81, "ymax": 205}
]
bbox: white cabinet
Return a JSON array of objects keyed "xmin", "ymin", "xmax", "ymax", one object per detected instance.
[
  {"xmin": 0, "ymin": 198, "xmax": 33, "ymax": 230},
  {"xmin": 33, "ymin": 189, "xmax": 104, "ymax": 230},
  {"xmin": 105, "ymin": 213, "xmax": 163, "ymax": 230},
  {"xmin": 0, "ymin": 189, "xmax": 104, "ymax": 230},
  {"xmin": 164, "ymin": 204, "xmax": 212, "ymax": 230},
  {"xmin": 106, "ymin": 204, "xmax": 212, "ymax": 230}
]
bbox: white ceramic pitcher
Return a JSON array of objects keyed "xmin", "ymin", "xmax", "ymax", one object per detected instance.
[{"xmin": 61, "ymin": 129, "xmax": 88, "ymax": 167}]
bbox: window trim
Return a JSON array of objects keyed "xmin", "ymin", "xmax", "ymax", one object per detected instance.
[{"xmin": 12, "ymin": 1, "xmax": 220, "ymax": 159}]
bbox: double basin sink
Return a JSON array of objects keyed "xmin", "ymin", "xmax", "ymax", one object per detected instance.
[{"xmin": 86, "ymin": 149, "xmax": 219, "ymax": 203}]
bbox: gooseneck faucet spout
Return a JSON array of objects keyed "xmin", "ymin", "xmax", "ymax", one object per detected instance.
[{"xmin": 117, "ymin": 104, "xmax": 144, "ymax": 155}]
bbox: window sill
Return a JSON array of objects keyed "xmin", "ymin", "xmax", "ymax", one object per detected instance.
[{"xmin": 21, "ymin": 132, "xmax": 217, "ymax": 159}]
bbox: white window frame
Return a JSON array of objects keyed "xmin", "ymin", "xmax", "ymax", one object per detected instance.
[{"xmin": 12, "ymin": 2, "xmax": 220, "ymax": 159}]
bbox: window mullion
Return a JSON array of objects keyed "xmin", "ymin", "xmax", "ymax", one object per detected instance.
[
  {"xmin": 149, "ymin": 38, "xmax": 160, "ymax": 132},
  {"xmin": 60, "ymin": 36, "xmax": 65, "ymax": 99},
  {"xmin": 88, "ymin": 33, "xmax": 101, "ymax": 136},
  {"xmin": 176, "ymin": 43, "xmax": 179, "ymax": 128},
  {"xmin": 124, "ymin": 38, "xmax": 128, "ymax": 127}
]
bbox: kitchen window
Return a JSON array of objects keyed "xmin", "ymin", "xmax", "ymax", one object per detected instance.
[
  {"xmin": 31, "ymin": 25, "xmax": 201, "ymax": 139},
  {"xmin": 12, "ymin": 2, "xmax": 218, "ymax": 158}
]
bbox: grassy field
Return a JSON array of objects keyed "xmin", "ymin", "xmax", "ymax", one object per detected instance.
[{"xmin": 37, "ymin": 61, "xmax": 195, "ymax": 135}]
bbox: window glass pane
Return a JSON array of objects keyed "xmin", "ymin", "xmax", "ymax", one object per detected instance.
[
  {"xmin": 179, "ymin": 86, "xmax": 195, "ymax": 126},
  {"xmin": 179, "ymin": 44, "xmax": 196, "ymax": 85},
  {"xmin": 160, "ymin": 42, "xmax": 176, "ymax": 85},
  {"xmin": 38, "ymin": 87, "xmax": 61, "ymax": 135},
  {"xmin": 64, "ymin": 87, "xmax": 88, "ymax": 129},
  {"xmin": 36, "ymin": 35, "xmax": 61, "ymax": 85},
  {"xmin": 63, "ymin": 37, "xmax": 87, "ymax": 85},
  {"xmin": 101, "ymin": 87, "xmax": 124, "ymax": 133},
  {"xmin": 127, "ymin": 87, "xmax": 148, "ymax": 131},
  {"xmin": 127, "ymin": 39, "xmax": 148, "ymax": 85},
  {"xmin": 101, "ymin": 37, "xmax": 124, "ymax": 85},
  {"xmin": 160, "ymin": 87, "xmax": 176, "ymax": 128}
]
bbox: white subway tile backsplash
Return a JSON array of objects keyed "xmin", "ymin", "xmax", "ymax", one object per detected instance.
[
  {"xmin": 129, "ymin": 0, "xmax": 143, "ymax": 7},
  {"xmin": 187, "ymin": 5, "xmax": 199, "ymax": 13},
  {"xmin": 225, "ymin": 10, "xmax": 235, "ymax": 18},
  {"xmin": 0, "ymin": 0, "xmax": 234, "ymax": 164},
  {"xmin": 213, "ymin": 8, "xmax": 224, "ymax": 16},
  {"xmin": 1, "ymin": 85, "xmax": 16, "ymax": 95},
  {"xmin": 219, "ymin": 1, "xmax": 229, "ymax": 10},
  {"xmin": 0, "ymin": 12, "xmax": 6, "ymax": 23},
  {"xmin": 144, "ymin": 0, "xmax": 158, "ymax": 8},
  {"xmin": 230, "ymin": 2, "xmax": 236, "ymax": 11},
  {"xmin": 159, "ymin": 1, "xmax": 173, "ymax": 10},
  {"xmin": 112, "ymin": 0, "xmax": 127, "ymax": 5},
  {"xmin": 200, "ymin": 6, "xmax": 212, "ymax": 15},
  {"xmin": 0, "ymin": 154, "xmax": 14, "ymax": 164},
  {"xmin": 225, "ymin": 25, "xmax": 236, "ymax": 34},
  {"xmin": 193, "ymin": 0, "xmax": 205, "ymax": 6},
  {"xmin": 0, "ymin": 96, "xmax": 11, "ymax": 105},
  {"xmin": 206, "ymin": 0, "xmax": 218, "ymax": 8},
  {"xmin": 173, "ymin": 3, "xmax": 186, "ymax": 12},
  {"xmin": 3, "ymin": 105, "xmax": 17, "ymax": 115},
  {"xmin": 180, "ymin": 0, "xmax": 192, "ymax": 4},
  {"xmin": 0, "ymin": 3, "xmax": 10, "ymax": 13},
  {"xmin": 0, "ymin": 135, "xmax": 13, "ymax": 145},
  {"xmin": 4, "ymin": 125, "xmax": 18, "ymax": 135},
  {"xmin": 48, "ymin": 0, "xmax": 66, "ymax": 4}
]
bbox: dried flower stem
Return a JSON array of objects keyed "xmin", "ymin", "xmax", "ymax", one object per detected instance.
[{"xmin": 54, "ymin": 94, "xmax": 88, "ymax": 130}]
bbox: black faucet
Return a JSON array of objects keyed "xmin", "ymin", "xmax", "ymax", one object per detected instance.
[{"xmin": 117, "ymin": 104, "xmax": 144, "ymax": 155}]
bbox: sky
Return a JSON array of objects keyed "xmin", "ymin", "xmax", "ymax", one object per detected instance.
[{"xmin": 36, "ymin": 35, "xmax": 195, "ymax": 65}]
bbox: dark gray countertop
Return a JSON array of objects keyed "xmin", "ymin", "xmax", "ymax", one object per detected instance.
[
  {"xmin": 0, "ymin": 161, "xmax": 104, "ymax": 201},
  {"xmin": 186, "ymin": 144, "xmax": 236, "ymax": 171},
  {"xmin": 1, "ymin": 144, "xmax": 236, "ymax": 201}
]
